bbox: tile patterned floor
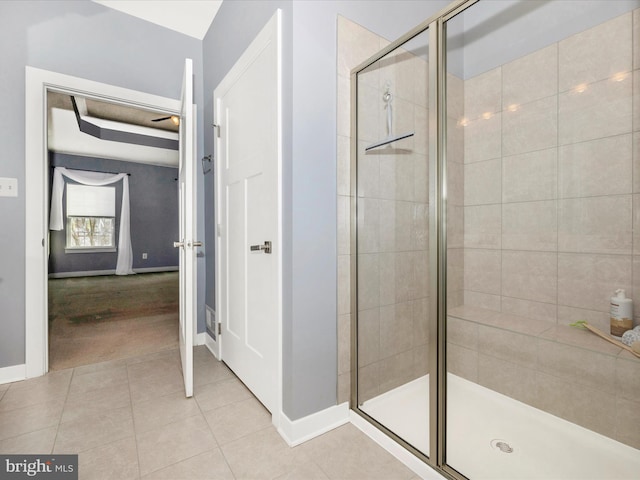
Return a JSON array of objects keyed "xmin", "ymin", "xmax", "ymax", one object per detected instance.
[{"xmin": 0, "ymin": 346, "xmax": 419, "ymax": 479}]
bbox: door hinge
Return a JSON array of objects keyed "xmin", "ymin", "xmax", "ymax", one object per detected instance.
[
  {"xmin": 217, "ymin": 322, "xmax": 221, "ymax": 336},
  {"xmin": 212, "ymin": 123, "xmax": 220, "ymax": 138}
]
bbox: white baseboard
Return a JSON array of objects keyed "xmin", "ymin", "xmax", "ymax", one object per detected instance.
[
  {"xmin": 277, "ymin": 402, "xmax": 350, "ymax": 447},
  {"xmin": 48, "ymin": 266, "xmax": 178, "ymax": 278},
  {"xmin": 349, "ymin": 411, "xmax": 445, "ymax": 480},
  {"xmin": 194, "ymin": 332, "xmax": 206, "ymax": 346},
  {"xmin": 134, "ymin": 266, "xmax": 179, "ymax": 274},
  {"xmin": 49, "ymin": 269, "xmax": 115, "ymax": 278},
  {"xmin": 0, "ymin": 364, "xmax": 26, "ymax": 385}
]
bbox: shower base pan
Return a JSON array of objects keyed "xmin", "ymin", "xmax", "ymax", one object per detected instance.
[{"xmin": 361, "ymin": 374, "xmax": 640, "ymax": 479}]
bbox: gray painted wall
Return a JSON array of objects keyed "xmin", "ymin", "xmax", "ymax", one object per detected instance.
[
  {"xmin": 202, "ymin": 0, "xmax": 295, "ymax": 416},
  {"xmin": 48, "ymin": 153, "xmax": 179, "ymax": 274},
  {"xmin": 203, "ymin": 0, "xmax": 449, "ymax": 421},
  {"xmin": 0, "ymin": 0, "xmax": 205, "ymax": 368},
  {"xmin": 202, "ymin": 0, "xmax": 293, "ymax": 312},
  {"xmin": 453, "ymin": 0, "xmax": 640, "ymax": 79}
]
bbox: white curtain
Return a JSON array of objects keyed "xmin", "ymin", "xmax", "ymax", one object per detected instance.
[{"xmin": 50, "ymin": 167, "xmax": 134, "ymax": 275}]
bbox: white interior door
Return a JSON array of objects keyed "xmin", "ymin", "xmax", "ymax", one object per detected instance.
[
  {"xmin": 215, "ymin": 11, "xmax": 281, "ymax": 414},
  {"xmin": 176, "ymin": 58, "xmax": 196, "ymax": 398}
]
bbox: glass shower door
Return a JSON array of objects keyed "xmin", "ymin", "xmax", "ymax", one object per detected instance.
[
  {"xmin": 444, "ymin": 1, "xmax": 640, "ymax": 479},
  {"xmin": 354, "ymin": 27, "xmax": 432, "ymax": 457}
]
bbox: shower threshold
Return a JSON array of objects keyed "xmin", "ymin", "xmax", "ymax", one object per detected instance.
[{"xmin": 361, "ymin": 374, "xmax": 640, "ymax": 479}]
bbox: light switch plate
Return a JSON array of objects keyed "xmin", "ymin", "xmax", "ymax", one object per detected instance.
[{"xmin": 0, "ymin": 177, "xmax": 18, "ymax": 197}]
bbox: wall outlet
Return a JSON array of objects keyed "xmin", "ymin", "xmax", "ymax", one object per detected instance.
[
  {"xmin": 0, "ymin": 177, "xmax": 18, "ymax": 197},
  {"xmin": 142, "ymin": 253, "xmax": 148, "ymax": 259}
]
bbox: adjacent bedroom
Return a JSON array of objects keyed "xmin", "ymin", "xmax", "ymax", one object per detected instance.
[{"xmin": 46, "ymin": 91, "xmax": 181, "ymax": 370}]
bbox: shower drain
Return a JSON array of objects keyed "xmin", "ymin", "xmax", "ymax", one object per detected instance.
[{"xmin": 490, "ymin": 439, "xmax": 514, "ymax": 453}]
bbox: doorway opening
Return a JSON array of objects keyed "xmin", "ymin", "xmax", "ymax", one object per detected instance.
[
  {"xmin": 45, "ymin": 90, "xmax": 183, "ymax": 370},
  {"xmin": 45, "ymin": 90, "xmax": 181, "ymax": 371},
  {"xmin": 25, "ymin": 66, "xmax": 197, "ymax": 397}
]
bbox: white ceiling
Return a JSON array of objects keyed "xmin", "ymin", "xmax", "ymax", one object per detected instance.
[
  {"xmin": 93, "ymin": 0, "xmax": 223, "ymax": 40},
  {"xmin": 47, "ymin": 92, "xmax": 179, "ymax": 167},
  {"xmin": 49, "ymin": 108, "xmax": 179, "ymax": 167}
]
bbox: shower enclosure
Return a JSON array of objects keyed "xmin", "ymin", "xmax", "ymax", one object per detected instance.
[{"xmin": 349, "ymin": 0, "xmax": 640, "ymax": 478}]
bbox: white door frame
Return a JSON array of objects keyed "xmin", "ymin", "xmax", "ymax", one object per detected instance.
[
  {"xmin": 214, "ymin": 10, "xmax": 283, "ymax": 428},
  {"xmin": 24, "ymin": 66, "xmax": 184, "ymax": 378}
]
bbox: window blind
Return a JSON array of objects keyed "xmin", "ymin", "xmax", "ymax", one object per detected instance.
[{"xmin": 66, "ymin": 184, "xmax": 115, "ymax": 217}]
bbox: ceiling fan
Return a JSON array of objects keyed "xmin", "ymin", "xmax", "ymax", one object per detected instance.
[{"xmin": 151, "ymin": 115, "xmax": 180, "ymax": 125}]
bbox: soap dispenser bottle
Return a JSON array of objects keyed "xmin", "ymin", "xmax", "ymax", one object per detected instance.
[{"xmin": 610, "ymin": 289, "xmax": 633, "ymax": 337}]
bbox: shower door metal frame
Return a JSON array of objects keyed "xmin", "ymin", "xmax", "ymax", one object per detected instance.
[{"xmin": 349, "ymin": 1, "xmax": 478, "ymax": 479}]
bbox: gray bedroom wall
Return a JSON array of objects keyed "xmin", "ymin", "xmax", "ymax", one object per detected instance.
[
  {"xmin": 202, "ymin": 0, "xmax": 450, "ymax": 421},
  {"xmin": 48, "ymin": 153, "xmax": 179, "ymax": 275},
  {"xmin": 0, "ymin": 0, "xmax": 205, "ymax": 368}
]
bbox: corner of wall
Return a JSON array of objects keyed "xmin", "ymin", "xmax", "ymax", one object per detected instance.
[{"xmin": 277, "ymin": 402, "xmax": 349, "ymax": 447}]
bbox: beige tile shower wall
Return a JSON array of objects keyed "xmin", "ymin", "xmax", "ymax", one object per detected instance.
[
  {"xmin": 447, "ymin": 72, "xmax": 465, "ymax": 309},
  {"xmin": 452, "ymin": 9, "xmax": 640, "ymax": 449},
  {"xmin": 336, "ymin": 16, "xmax": 431, "ymax": 405},
  {"xmin": 462, "ymin": 10, "xmax": 638, "ymax": 331}
]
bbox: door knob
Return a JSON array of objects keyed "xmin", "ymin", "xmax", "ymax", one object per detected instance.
[
  {"xmin": 191, "ymin": 241, "xmax": 203, "ymax": 247},
  {"xmin": 173, "ymin": 240, "xmax": 184, "ymax": 248},
  {"xmin": 250, "ymin": 241, "xmax": 272, "ymax": 254}
]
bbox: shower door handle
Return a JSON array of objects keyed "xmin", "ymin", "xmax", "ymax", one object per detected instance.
[{"xmin": 250, "ymin": 241, "xmax": 272, "ymax": 254}]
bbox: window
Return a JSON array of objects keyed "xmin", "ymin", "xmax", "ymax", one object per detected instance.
[{"xmin": 65, "ymin": 184, "xmax": 116, "ymax": 250}]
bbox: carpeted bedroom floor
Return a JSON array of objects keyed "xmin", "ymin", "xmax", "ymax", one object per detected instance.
[{"xmin": 48, "ymin": 272, "xmax": 179, "ymax": 370}]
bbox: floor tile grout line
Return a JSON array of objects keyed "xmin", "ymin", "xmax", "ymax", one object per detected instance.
[
  {"xmin": 0, "ymin": 393, "xmax": 69, "ymax": 415},
  {"xmin": 306, "ymin": 455, "xmax": 334, "ymax": 480},
  {"xmin": 132, "ymin": 367, "xmax": 233, "ymax": 480},
  {"xmin": 216, "ymin": 424, "xmax": 275, "ymax": 479},
  {"xmin": 194, "ymin": 376, "xmax": 221, "ymax": 448},
  {"xmin": 218, "ymin": 423, "xmax": 273, "ymax": 449},
  {"xmin": 50, "ymin": 367, "xmax": 76, "ymax": 454},
  {"xmin": 0, "ymin": 425, "xmax": 60, "ymax": 451},
  {"xmin": 134, "ymin": 408, "xmax": 205, "ymax": 438},
  {"xmin": 0, "ymin": 386, "xmax": 8, "ymax": 402},
  {"xmin": 193, "ymin": 376, "xmax": 238, "ymax": 479},
  {"xmin": 52, "ymin": 411, "xmax": 136, "ymax": 457},
  {"xmin": 126, "ymin": 360, "xmax": 144, "ymax": 480},
  {"xmin": 71, "ymin": 434, "xmax": 139, "ymax": 475},
  {"xmin": 146, "ymin": 448, "xmax": 236, "ymax": 480}
]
